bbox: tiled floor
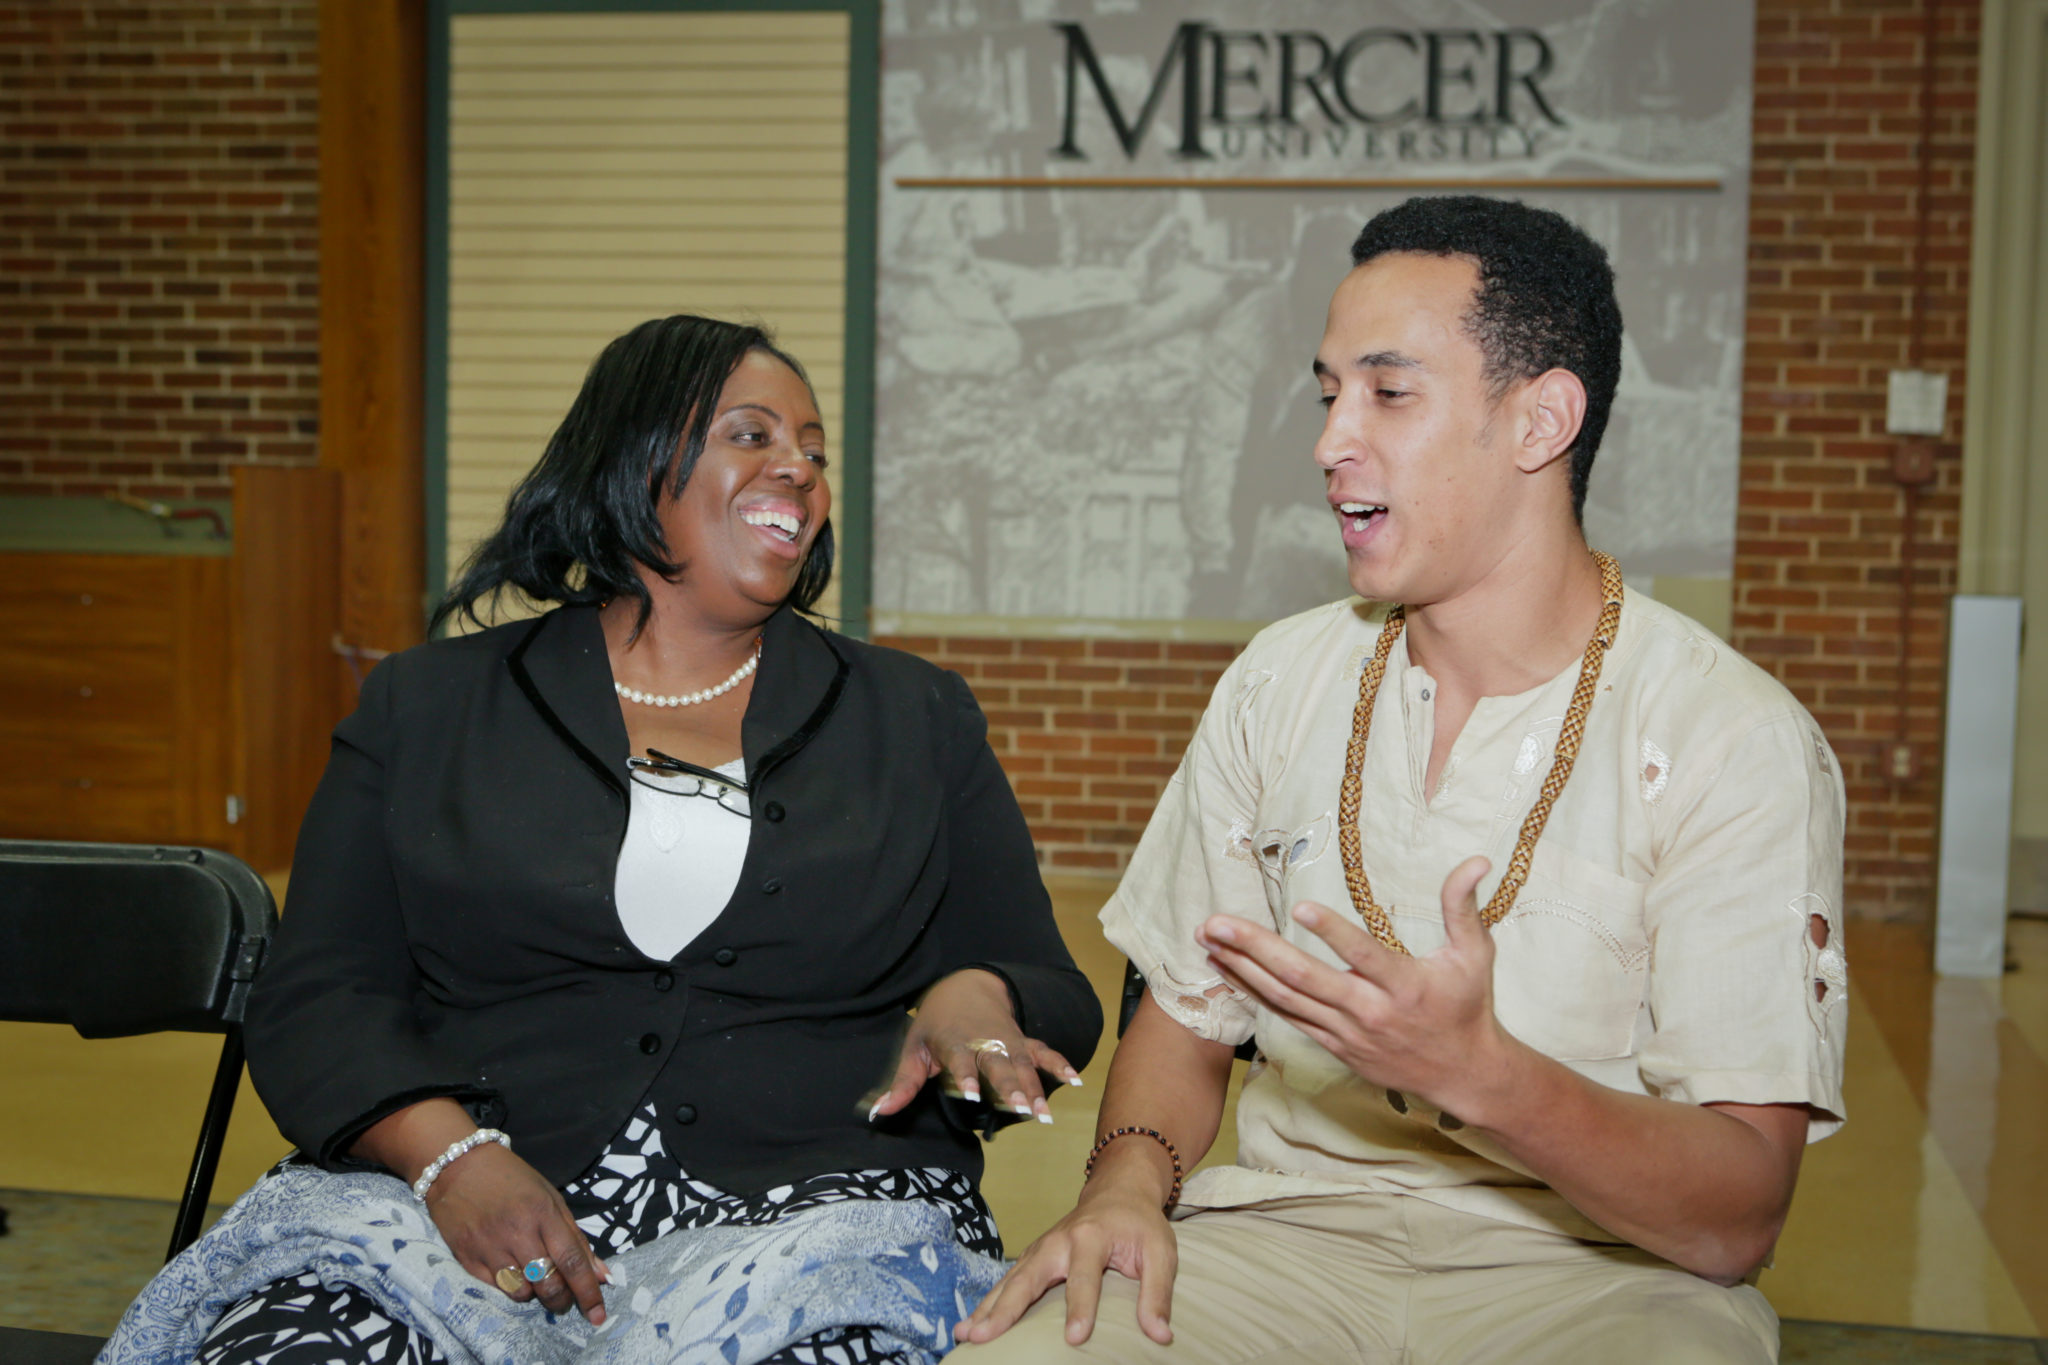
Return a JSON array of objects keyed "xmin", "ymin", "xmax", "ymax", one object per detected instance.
[{"xmin": 3, "ymin": 882, "xmax": 2044, "ymax": 1354}]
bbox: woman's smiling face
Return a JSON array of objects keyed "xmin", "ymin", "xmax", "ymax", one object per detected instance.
[{"xmin": 657, "ymin": 348, "xmax": 831, "ymax": 621}]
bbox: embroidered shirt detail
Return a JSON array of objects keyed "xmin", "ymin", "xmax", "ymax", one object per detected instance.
[
  {"xmin": 1503, "ymin": 898, "xmax": 1651, "ymax": 972},
  {"xmin": 1789, "ymin": 891, "xmax": 1847, "ymax": 1041},
  {"xmin": 1147, "ymin": 962, "xmax": 1247, "ymax": 1033},
  {"xmin": 1253, "ymin": 814, "xmax": 1332, "ymax": 899},
  {"xmin": 1640, "ymin": 739, "xmax": 1672, "ymax": 804}
]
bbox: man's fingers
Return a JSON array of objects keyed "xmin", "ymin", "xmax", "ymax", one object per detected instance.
[
  {"xmin": 1132, "ymin": 1232, "xmax": 1179, "ymax": 1346},
  {"xmin": 1199, "ymin": 928, "xmax": 1353, "ymax": 1037},
  {"xmin": 1288, "ymin": 899, "xmax": 1406, "ymax": 986},
  {"xmin": 958, "ymin": 1242, "xmax": 1069, "ymax": 1343},
  {"xmin": 1199, "ymin": 915, "xmax": 1364, "ymax": 1010},
  {"xmin": 1438, "ymin": 855, "xmax": 1492, "ymax": 951},
  {"xmin": 1060, "ymin": 1240, "xmax": 1109, "ymax": 1346}
]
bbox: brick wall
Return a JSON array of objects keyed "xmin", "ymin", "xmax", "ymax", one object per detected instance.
[
  {"xmin": 871, "ymin": 635, "xmax": 1238, "ymax": 874},
  {"xmin": 891, "ymin": 0, "xmax": 1980, "ymax": 916},
  {"xmin": 0, "ymin": 1, "xmax": 319, "ymax": 501},
  {"xmin": 1735, "ymin": 0, "xmax": 1976, "ymax": 918}
]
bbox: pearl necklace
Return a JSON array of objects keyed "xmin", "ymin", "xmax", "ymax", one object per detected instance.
[{"xmin": 613, "ymin": 640, "xmax": 760, "ymax": 708}]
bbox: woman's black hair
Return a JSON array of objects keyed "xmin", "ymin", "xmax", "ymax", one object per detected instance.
[{"xmin": 432, "ymin": 314, "xmax": 835, "ymax": 635}]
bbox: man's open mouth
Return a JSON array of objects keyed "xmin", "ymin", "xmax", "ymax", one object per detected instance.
[{"xmin": 1337, "ymin": 501, "xmax": 1387, "ymax": 533}]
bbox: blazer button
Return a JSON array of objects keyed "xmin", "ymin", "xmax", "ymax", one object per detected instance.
[
  {"xmin": 713, "ymin": 947, "xmax": 738, "ymax": 967},
  {"xmin": 639, "ymin": 1033, "xmax": 662, "ymax": 1055},
  {"xmin": 761, "ymin": 878, "xmax": 782, "ymax": 895},
  {"xmin": 653, "ymin": 969, "xmax": 674, "ymax": 992},
  {"xmin": 673, "ymin": 1104, "xmax": 698, "ymax": 1125},
  {"xmin": 762, "ymin": 801, "xmax": 785, "ymax": 822}
]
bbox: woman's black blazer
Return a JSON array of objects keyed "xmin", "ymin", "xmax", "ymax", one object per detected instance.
[{"xmin": 244, "ymin": 602, "xmax": 1102, "ymax": 1193}]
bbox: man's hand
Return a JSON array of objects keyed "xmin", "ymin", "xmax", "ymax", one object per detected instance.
[
  {"xmin": 955, "ymin": 1139, "xmax": 1179, "ymax": 1348},
  {"xmin": 1195, "ymin": 855, "xmax": 1514, "ymax": 1116}
]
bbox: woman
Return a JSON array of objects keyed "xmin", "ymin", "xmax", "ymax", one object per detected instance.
[{"xmin": 104, "ymin": 316, "xmax": 1101, "ymax": 1365}]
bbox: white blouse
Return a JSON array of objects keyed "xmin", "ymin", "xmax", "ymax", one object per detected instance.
[{"xmin": 614, "ymin": 756, "xmax": 751, "ymax": 960}]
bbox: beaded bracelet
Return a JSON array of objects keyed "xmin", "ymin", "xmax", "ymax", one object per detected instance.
[
  {"xmin": 1084, "ymin": 1126, "xmax": 1184, "ymax": 1212},
  {"xmin": 411, "ymin": 1128, "xmax": 511, "ymax": 1201}
]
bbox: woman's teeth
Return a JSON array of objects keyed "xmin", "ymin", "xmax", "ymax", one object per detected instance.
[
  {"xmin": 1338, "ymin": 501, "xmax": 1386, "ymax": 531},
  {"xmin": 740, "ymin": 509, "xmax": 802, "ymax": 541}
]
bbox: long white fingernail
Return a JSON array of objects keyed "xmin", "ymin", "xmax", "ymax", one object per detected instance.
[
  {"xmin": 1036, "ymin": 1112, "xmax": 1055, "ymax": 1125},
  {"xmin": 868, "ymin": 1101, "xmax": 884, "ymax": 1122},
  {"xmin": 1066, "ymin": 1076, "xmax": 1084, "ymax": 1087},
  {"xmin": 960, "ymin": 1084, "xmax": 980, "ymax": 1101}
]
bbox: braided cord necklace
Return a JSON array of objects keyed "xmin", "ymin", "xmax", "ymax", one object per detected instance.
[{"xmin": 1336, "ymin": 551, "xmax": 1625, "ymax": 955}]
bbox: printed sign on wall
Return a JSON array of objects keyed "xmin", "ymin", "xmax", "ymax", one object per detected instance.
[{"xmin": 875, "ymin": 0, "xmax": 1754, "ymax": 622}]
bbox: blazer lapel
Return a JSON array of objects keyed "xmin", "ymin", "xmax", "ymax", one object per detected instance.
[
  {"xmin": 744, "ymin": 605, "xmax": 849, "ymax": 783},
  {"xmin": 508, "ymin": 602, "xmax": 847, "ymax": 793},
  {"xmin": 507, "ymin": 604, "xmax": 631, "ymax": 796}
]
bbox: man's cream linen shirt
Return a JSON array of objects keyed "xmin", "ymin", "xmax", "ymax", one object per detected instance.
[{"xmin": 1102, "ymin": 589, "xmax": 1848, "ymax": 1241}]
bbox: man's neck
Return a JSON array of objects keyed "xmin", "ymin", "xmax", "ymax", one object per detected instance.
[{"xmin": 1402, "ymin": 530, "xmax": 1606, "ymax": 701}]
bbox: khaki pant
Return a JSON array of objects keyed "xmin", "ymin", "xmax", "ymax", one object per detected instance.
[{"xmin": 955, "ymin": 1194, "xmax": 1777, "ymax": 1364}]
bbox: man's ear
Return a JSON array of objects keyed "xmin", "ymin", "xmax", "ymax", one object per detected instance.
[{"xmin": 1514, "ymin": 368, "xmax": 1588, "ymax": 475}]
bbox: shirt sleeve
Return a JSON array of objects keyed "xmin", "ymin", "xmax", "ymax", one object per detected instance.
[
  {"xmin": 1099, "ymin": 649, "xmax": 1275, "ymax": 1047},
  {"xmin": 1635, "ymin": 709, "xmax": 1848, "ymax": 1140},
  {"xmin": 243, "ymin": 655, "xmax": 491, "ymax": 1169},
  {"xmin": 927, "ymin": 668, "xmax": 1103, "ymax": 1070}
]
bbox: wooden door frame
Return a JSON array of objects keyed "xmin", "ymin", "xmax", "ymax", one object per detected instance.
[{"xmin": 320, "ymin": 0, "xmax": 430, "ymax": 652}]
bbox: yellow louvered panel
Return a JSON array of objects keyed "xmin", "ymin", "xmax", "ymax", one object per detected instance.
[{"xmin": 445, "ymin": 10, "xmax": 849, "ymax": 628}]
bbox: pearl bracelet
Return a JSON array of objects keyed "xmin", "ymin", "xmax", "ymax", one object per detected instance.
[{"xmin": 411, "ymin": 1128, "xmax": 511, "ymax": 1201}]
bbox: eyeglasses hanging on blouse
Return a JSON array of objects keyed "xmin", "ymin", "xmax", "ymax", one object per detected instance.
[{"xmin": 625, "ymin": 748, "xmax": 750, "ymax": 817}]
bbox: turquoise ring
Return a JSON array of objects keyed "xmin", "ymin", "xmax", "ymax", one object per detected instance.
[{"xmin": 523, "ymin": 1256, "xmax": 556, "ymax": 1284}]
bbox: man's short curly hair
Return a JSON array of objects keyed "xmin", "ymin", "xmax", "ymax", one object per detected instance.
[{"xmin": 1348, "ymin": 196, "xmax": 1623, "ymax": 520}]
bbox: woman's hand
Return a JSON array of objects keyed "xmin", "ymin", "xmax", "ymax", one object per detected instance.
[
  {"xmin": 868, "ymin": 968, "xmax": 1081, "ymax": 1124},
  {"xmin": 353, "ymin": 1098, "xmax": 609, "ymax": 1324},
  {"xmin": 955, "ymin": 1142, "xmax": 1180, "ymax": 1347},
  {"xmin": 423, "ymin": 1142, "xmax": 611, "ymax": 1325}
]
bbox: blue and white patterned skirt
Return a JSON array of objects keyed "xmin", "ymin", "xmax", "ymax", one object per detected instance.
[{"xmin": 193, "ymin": 1102, "xmax": 999, "ymax": 1365}]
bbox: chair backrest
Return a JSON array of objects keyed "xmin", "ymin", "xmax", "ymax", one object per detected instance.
[{"xmin": 0, "ymin": 840, "xmax": 276, "ymax": 1038}]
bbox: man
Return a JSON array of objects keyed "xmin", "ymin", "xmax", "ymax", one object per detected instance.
[{"xmin": 955, "ymin": 196, "xmax": 1845, "ymax": 1364}]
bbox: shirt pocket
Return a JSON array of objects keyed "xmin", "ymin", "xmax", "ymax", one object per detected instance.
[{"xmin": 1488, "ymin": 842, "xmax": 1649, "ymax": 1062}]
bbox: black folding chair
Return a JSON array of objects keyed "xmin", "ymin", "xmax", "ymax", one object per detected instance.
[{"xmin": 0, "ymin": 839, "xmax": 277, "ymax": 1362}]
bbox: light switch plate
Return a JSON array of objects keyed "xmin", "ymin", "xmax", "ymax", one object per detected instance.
[{"xmin": 1886, "ymin": 369, "xmax": 1949, "ymax": 436}]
